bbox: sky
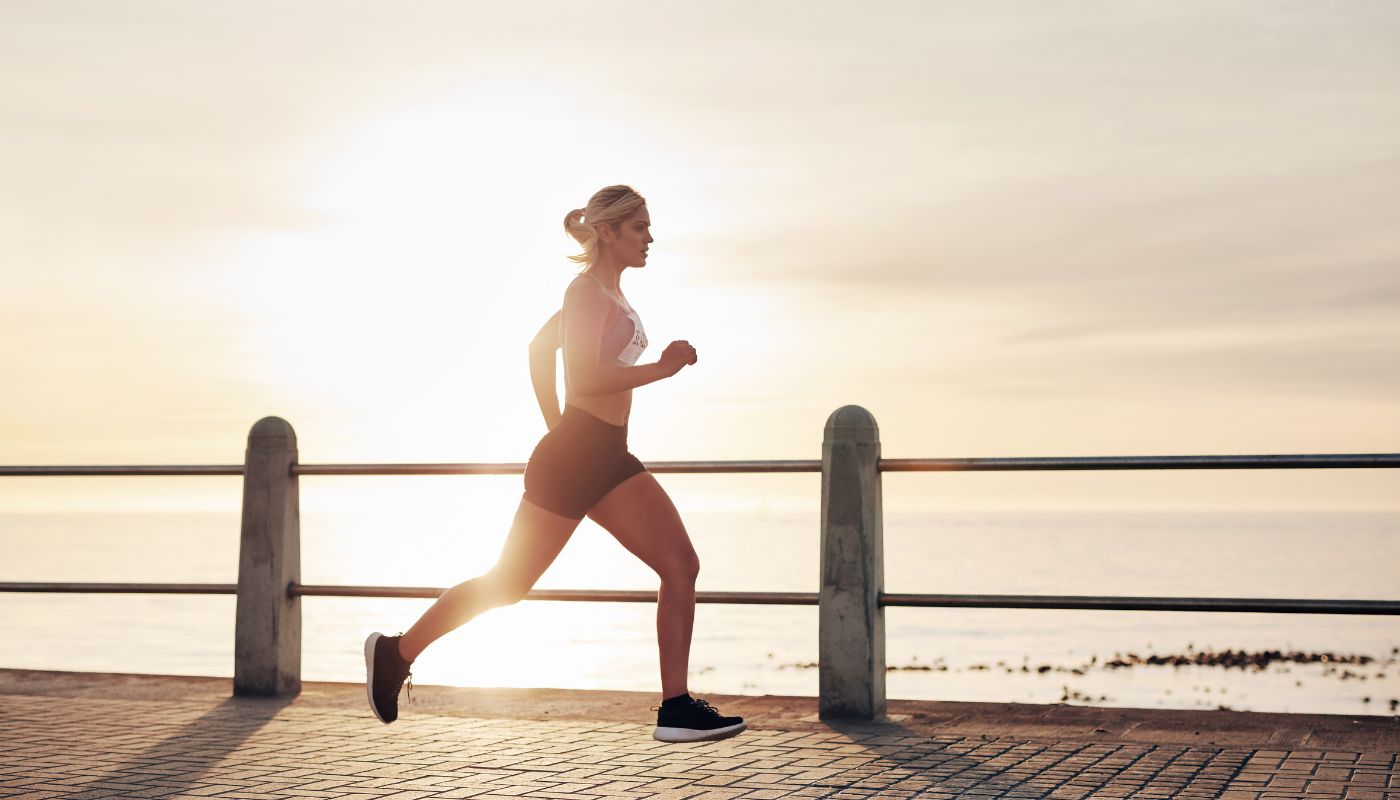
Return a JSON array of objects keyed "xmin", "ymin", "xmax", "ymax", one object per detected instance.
[{"xmin": 2, "ymin": 1, "xmax": 1398, "ymax": 514}]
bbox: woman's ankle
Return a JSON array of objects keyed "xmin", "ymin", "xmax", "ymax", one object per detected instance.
[{"xmin": 396, "ymin": 635, "xmax": 417, "ymax": 664}]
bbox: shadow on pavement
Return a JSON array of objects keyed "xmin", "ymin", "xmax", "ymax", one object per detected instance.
[
  {"xmin": 812, "ymin": 718, "xmax": 1031, "ymax": 796},
  {"xmin": 72, "ymin": 694, "xmax": 294, "ymax": 799},
  {"xmin": 808, "ymin": 717, "xmax": 1245, "ymax": 798}
]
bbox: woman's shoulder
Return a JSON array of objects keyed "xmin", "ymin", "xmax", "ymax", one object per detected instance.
[
  {"xmin": 562, "ymin": 273, "xmax": 618, "ymax": 322},
  {"xmin": 565, "ymin": 271, "xmax": 603, "ymax": 294},
  {"xmin": 564, "ymin": 272, "xmax": 614, "ymax": 305}
]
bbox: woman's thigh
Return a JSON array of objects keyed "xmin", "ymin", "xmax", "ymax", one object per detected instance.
[
  {"xmin": 487, "ymin": 496, "xmax": 584, "ymax": 594},
  {"xmin": 586, "ymin": 471, "xmax": 700, "ymax": 581}
]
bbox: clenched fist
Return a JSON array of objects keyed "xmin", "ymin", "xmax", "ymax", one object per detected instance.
[{"xmin": 658, "ymin": 340, "xmax": 698, "ymax": 377}]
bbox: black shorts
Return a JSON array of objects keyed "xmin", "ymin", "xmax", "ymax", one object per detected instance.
[{"xmin": 523, "ymin": 404, "xmax": 648, "ymax": 520}]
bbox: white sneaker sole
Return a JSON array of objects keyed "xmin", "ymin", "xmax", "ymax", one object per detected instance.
[
  {"xmin": 653, "ymin": 720, "xmax": 747, "ymax": 743},
  {"xmin": 364, "ymin": 632, "xmax": 389, "ymax": 724}
]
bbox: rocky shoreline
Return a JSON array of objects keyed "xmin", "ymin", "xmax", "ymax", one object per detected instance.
[
  {"xmin": 782, "ymin": 645, "xmax": 1396, "ymax": 673},
  {"xmin": 776, "ymin": 645, "xmax": 1400, "ymax": 712}
]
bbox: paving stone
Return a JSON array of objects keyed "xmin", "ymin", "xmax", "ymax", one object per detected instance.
[{"xmin": 1, "ymin": 692, "xmax": 1396, "ymax": 799}]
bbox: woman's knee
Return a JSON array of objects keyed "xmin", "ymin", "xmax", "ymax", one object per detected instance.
[
  {"xmin": 661, "ymin": 551, "xmax": 700, "ymax": 586},
  {"xmin": 479, "ymin": 567, "xmax": 534, "ymax": 607}
]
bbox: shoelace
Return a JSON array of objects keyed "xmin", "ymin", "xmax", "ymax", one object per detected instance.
[{"xmin": 653, "ymin": 697, "xmax": 724, "ymax": 719}]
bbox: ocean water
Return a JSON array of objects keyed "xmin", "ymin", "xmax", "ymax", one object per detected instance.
[{"xmin": 2, "ymin": 501, "xmax": 1397, "ymax": 717}]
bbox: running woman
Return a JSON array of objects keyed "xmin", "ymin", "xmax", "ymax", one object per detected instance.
[{"xmin": 365, "ymin": 185, "xmax": 747, "ymax": 743}]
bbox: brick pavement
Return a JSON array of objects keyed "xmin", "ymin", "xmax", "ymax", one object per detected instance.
[{"xmin": 1, "ymin": 678, "xmax": 1397, "ymax": 799}]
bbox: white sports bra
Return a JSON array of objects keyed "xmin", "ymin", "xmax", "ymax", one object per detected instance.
[{"xmin": 572, "ymin": 272, "xmax": 649, "ymax": 367}]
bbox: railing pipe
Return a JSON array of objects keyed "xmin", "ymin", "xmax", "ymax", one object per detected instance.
[
  {"xmin": 0, "ymin": 465, "xmax": 243, "ymax": 476},
  {"xmin": 880, "ymin": 454, "xmax": 1400, "ymax": 471},
  {"xmin": 5, "ymin": 453, "xmax": 1395, "ymax": 479},
  {"xmin": 289, "ymin": 585, "xmax": 821, "ymax": 604},
  {"xmin": 292, "ymin": 460, "xmax": 821, "ymax": 475},
  {"xmin": 0, "ymin": 583, "xmax": 238, "ymax": 594},
  {"xmin": 5, "ymin": 583, "xmax": 1397, "ymax": 616},
  {"xmin": 879, "ymin": 594, "xmax": 1400, "ymax": 614}
]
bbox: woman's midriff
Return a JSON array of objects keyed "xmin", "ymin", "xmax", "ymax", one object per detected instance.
[
  {"xmin": 560, "ymin": 285, "xmax": 638, "ymax": 427},
  {"xmin": 563, "ymin": 389, "xmax": 632, "ymax": 427}
]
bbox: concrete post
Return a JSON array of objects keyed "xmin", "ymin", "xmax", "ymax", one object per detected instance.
[
  {"xmin": 819, "ymin": 405, "xmax": 885, "ymax": 720},
  {"xmin": 234, "ymin": 417, "xmax": 301, "ymax": 696}
]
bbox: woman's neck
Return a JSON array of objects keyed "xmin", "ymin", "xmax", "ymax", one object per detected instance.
[{"xmin": 585, "ymin": 266, "xmax": 623, "ymax": 293}]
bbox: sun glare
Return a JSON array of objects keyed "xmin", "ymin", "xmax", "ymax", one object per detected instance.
[
  {"xmin": 225, "ymin": 89, "xmax": 613, "ymax": 454},
  {"xmin": 222, "ymin": 84, "xmax": 744, "ymax": 464}
]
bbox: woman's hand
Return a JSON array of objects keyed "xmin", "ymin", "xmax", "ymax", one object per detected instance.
[{"xmin": 657, "ymin": 340, "xmax": 698, "ymax": 377}]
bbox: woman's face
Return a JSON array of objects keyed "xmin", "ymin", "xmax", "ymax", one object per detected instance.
[{"xmin": 602, "ymin": 205, "xmax": 653, "ymax": 268}]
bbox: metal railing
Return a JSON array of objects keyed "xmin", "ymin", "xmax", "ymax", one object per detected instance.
[
  {"xmin": 3, "ymin": 408, "xmax": 1397, "ymax": 719},
  {"xmin": 8, "ymin": 453, "xmax": 1396, "ymax": 478}
]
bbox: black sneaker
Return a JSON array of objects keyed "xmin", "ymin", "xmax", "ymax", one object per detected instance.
[
  {"xmin": 364, "ymin": 632, "xmax": 413, "ymax": 724},
  {"xmin": 653, "ymin": 695, "xmax": 747, "ymax": 742}
]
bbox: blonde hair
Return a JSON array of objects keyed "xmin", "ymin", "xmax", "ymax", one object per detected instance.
[{"xmin": 563, "ymin": 185, "xmax": 647, "ymax": 267}]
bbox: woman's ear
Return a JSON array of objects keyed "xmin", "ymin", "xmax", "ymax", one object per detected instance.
[{"xmin": 596, "ymin": 222, "xmax": 615, "ymax": 246}]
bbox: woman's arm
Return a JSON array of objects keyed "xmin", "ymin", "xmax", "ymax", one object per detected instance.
[
  {"xmin": 529, "ymin": 310, "xmax": 563, "ymax": 430},
  {"xmin": 562, "ymin": 279, "xmax": 670, "ymax": 397},
  {"xmin": 528, "ymin": 346, "xmax": 562, "ymax": 431}
]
